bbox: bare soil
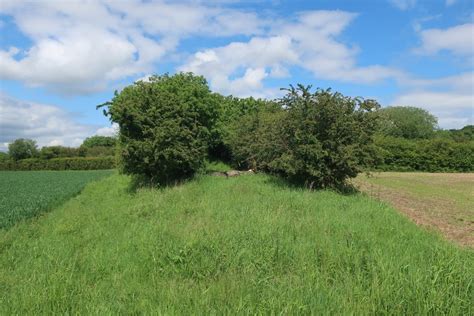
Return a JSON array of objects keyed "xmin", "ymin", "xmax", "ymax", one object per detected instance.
[{"xmin": 355, "ymin": 172, "xmax": 474, "ymax": 247}]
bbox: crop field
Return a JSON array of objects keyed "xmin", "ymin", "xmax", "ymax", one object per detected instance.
[
  {"xmin": 0, "ymin": 170, "xmax": 112, "ymax": 229},
  {"xmin": 355, "ymin": 172, "xmax": 474, "ymax": 246},
  {"xmin": 0, "ymin": 173, "xmax": 472, "ymax": 314}
]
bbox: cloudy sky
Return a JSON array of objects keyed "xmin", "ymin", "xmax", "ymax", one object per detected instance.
[{"xmin": 0, "ymin": 0, "xmax": 473, "ymax": 150}]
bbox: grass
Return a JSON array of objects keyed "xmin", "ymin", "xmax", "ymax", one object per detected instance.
[
  {"xmin": 0, "ymin": 170, "xmax": 112, "ymax": 229},
  {"xmin": 355, "ymin": 172, "xmax": 474, "ymax": 246},
  {"xmin": 0, "ymin": 172, "xmax": 472, "ymax": 314}
]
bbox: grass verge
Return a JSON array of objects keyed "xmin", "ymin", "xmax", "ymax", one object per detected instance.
[{"xmin": 0, "ymin": 173, "xmax": 472, "ymax": 313}]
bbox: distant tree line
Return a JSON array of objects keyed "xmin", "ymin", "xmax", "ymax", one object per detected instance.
[
  {"xmin": 0, "ymin": 136, "xmax": 117, "ymax": 170},
  {"xmin": 374, "ymin": 107, "xmax": 473, "ymax": 172}
]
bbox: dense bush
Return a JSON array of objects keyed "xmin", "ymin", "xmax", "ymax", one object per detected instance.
[
  {"xmin": 8, "ymin": 139, "xmax": 38, "ymax": 160},
  {"xmin": 0, "ymin": 157, "xmax": 115, "ymax": 171},
  {"xmin": 230, "ymin": 85, "xmax": 381, "ymax": 188},
  {"xmin": 228, "ymin": 102, "xmax": 286, "ymax": 171},
  {"xmin": 375, "ymin": 136, "xmax": 474, "ymax": 172},
  {"xmin": 102, "ymin": 73, "xmax": 218, "ymax": 183},
  {"xmin": 212, "ymin": 95, "xmax": 278, "ymax": 162}
]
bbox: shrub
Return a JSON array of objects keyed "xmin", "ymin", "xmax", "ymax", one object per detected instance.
[
  {"xmin": 230, "ymin": 85, "xmax": 381, "ymax": 189},
  {"xmin": 228, "ymin": 102, "xmax": 287, "ymax": 171},
  {"xmin": 102, "ymin": 73, "xmax": 218, "ymax": 184},
  {"xmin": 0, "ymin": 157, "xmax": 115, "ymax": 171},
  {"xmin": 273, "ymin": 86, "xmax": 380, "ymax": 188}
]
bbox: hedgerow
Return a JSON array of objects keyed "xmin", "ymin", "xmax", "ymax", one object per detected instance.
[
  {"xmin": 375, "ymin": 136, "xmax": 474, "ymax": 172},
  {"xmin": 0, "ymin": 157, "xmax": 115, "ymax": 171}
]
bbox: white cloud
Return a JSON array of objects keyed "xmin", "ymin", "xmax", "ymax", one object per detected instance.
[
  {"xmin": 181, "ymin": 10, "xmax": 400, "ymax": 97},
  {"xmin": 96, "ymin": 123, "xmax": 119, "ymax": 137},
  {"xmin": 0, "ymin": 93, "xmax": 115, "ymax": 150},
  {"xmin": 445, "ymin": 0, "xmax": 456, "ymax": 6},
  {"xmin": 391, "ymin": 72, "xmax": 474, "ymax": 129},
  {"xmin": 415, "ymin": 23, "xmax": 474, "ymax": 57},
  {"xmin": 389, "ymin": 0, "xmax": 417, "ymax": 10},
  {"xmin": 180, "ymin": 35, "xmax": 297, "ymax": 97},
  {"xmin": 0, "ymin": 0, "xmax": 264, "ymax": 94}
]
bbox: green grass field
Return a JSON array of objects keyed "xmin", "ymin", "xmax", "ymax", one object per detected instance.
[
  {"xmin": 0, "ymin": 170, "xmax": 112, "ymax": 229},
  {"xmin": 0, "ymin": 172, "xmax": 472, "ymax": 314}
]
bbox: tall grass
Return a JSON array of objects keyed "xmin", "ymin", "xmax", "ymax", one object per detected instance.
[{"xmin": 0, "ymin": 173, "xmax": 472, "ymax": 314}]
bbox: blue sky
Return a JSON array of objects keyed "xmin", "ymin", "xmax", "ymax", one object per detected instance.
[{"xmin": 0, "ymin": 0, "xmax": 473, "ymax": 150}]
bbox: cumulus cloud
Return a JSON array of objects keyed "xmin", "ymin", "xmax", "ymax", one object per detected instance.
[
  {"xmin": 391, "ymin": 72, "xmax": 474, "ymax": 128},
  {"xmin": 181, "ymin": 10, "xmax": 400, "ymax": 97},
  {"xmin": 0, "ymin": 93, "xmax": 115, "ymax": 151},
  {"xmin": 180, "ymin": 35, "xmax": 297, "ymax": 97},
  {"xmin": 415, "ymin": 23, "xmax": 474, "ymax": 57},
  {"xmin": 0, "ymin": 0, "xmax": 263, "ymax": 94}
]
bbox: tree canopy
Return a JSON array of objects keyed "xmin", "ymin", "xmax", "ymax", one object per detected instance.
[
  {"xmin": 379, "ymin": 106, "xmax": 438, "ymax": 139},
  {"xmin": 8, "ymin": 139, "xmax": 38, "ymax": 161},
  {"xmin": 81, "ymin": 136, "xmax": 116, "ymax": 148}
]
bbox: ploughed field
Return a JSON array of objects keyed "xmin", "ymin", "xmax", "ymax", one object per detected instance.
[
  {"xmin": 0, "ymin": 170, "xmax": 112, "ymax": 229},
  {"xmin": 355, "ymin": 172, "xmax": 474, "ymax": 246},
  {"xmin": 0, "ymin": 171, "xmax": 472, "ymax": 314}
]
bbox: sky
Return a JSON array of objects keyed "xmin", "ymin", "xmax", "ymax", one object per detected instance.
[{"xmin": 0, "ymin": 0, "xmax": 473, "ymax": 151}]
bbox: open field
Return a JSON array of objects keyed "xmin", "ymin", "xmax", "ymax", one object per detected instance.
[
  {"xmin": 1, "ymin": 173, "xmax": 472, "ymax": 314},
  {"xmin": 0, "ymin": 170, "xmax": 112, "ymax": 229},
  {"xmin": 355, "ymin": 172, "xmax": 474, "ymax": 247}
]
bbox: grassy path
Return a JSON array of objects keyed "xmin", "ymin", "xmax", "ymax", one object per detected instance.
[{"xmin": 0, "ymin": 173, "xmax": 472, "ymax": 314}]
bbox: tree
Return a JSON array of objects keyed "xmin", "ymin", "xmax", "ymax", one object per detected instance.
[
  {"xmin": 81, "ymin": 135, "xmax": 116, "ymax": 148},
  {"xmin": 379, "ymin": 106, "xmax": 438, "ymax": 139},
  {"xmin": 8, "ymin": 139, "xmax": 38, "ymax": 160},
  {"xmin": 101, "ymin": 73, "xmax": 218, "ymax": 184}
]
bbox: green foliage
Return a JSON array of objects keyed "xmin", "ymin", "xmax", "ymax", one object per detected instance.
[
  {"xmin": 228, "ymin": 103, "xmax": 287, "ymax": 171},
  {"xmin": 208, "ymin": 94, "xmax": 272, "ymax": 161},
  {"xmin": 8, "ymin": 138, "xmax": 38, "ymax": 160},
  {"xmin": 375, "ymin": 136, "xmax": 474, "ymax": 172},
  {"xmin": 81, "ymin": 135, "xmax": 117, "ymax": 148},
  {"xmin": 39, "ymin": 146, "xmax": 83, "ymax": 159},
  {"xmin": 0, "ymin": 157, "xmax": 115, "ymax": 171},
  {"xmin": 0, "ymin": 170, "xmax": 111, "ymax": 229},
  {"xmin": 379, "ymin": 106, "xmax": 438, "ymax": 139},
  {"xmin": 1, "ymin": 173, "xmax": 472, "ymax": 313},
  {"xmin": 230, "ymin": 86, "xmax": 381, "ymax": 188},
  {"xmin": 103, "ymin": 73, "xmax": 218, "ymax": 184},
  {"xmin": 0, "ymin": 152, "xmax": 9, "ymax": 162},
  {"xmin": 435, "ymin": 125, "xmax": 473, "ymax": 142}
]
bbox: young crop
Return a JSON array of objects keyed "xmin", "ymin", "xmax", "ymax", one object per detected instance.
[{"xmin": 0, "ymin": 170, "xmax": 112, "ymax": 229}]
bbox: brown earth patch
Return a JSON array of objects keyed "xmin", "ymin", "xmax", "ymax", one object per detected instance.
[{"xmin": 355, "ymin": 178, "xmax": 473, "ymax": 247}]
